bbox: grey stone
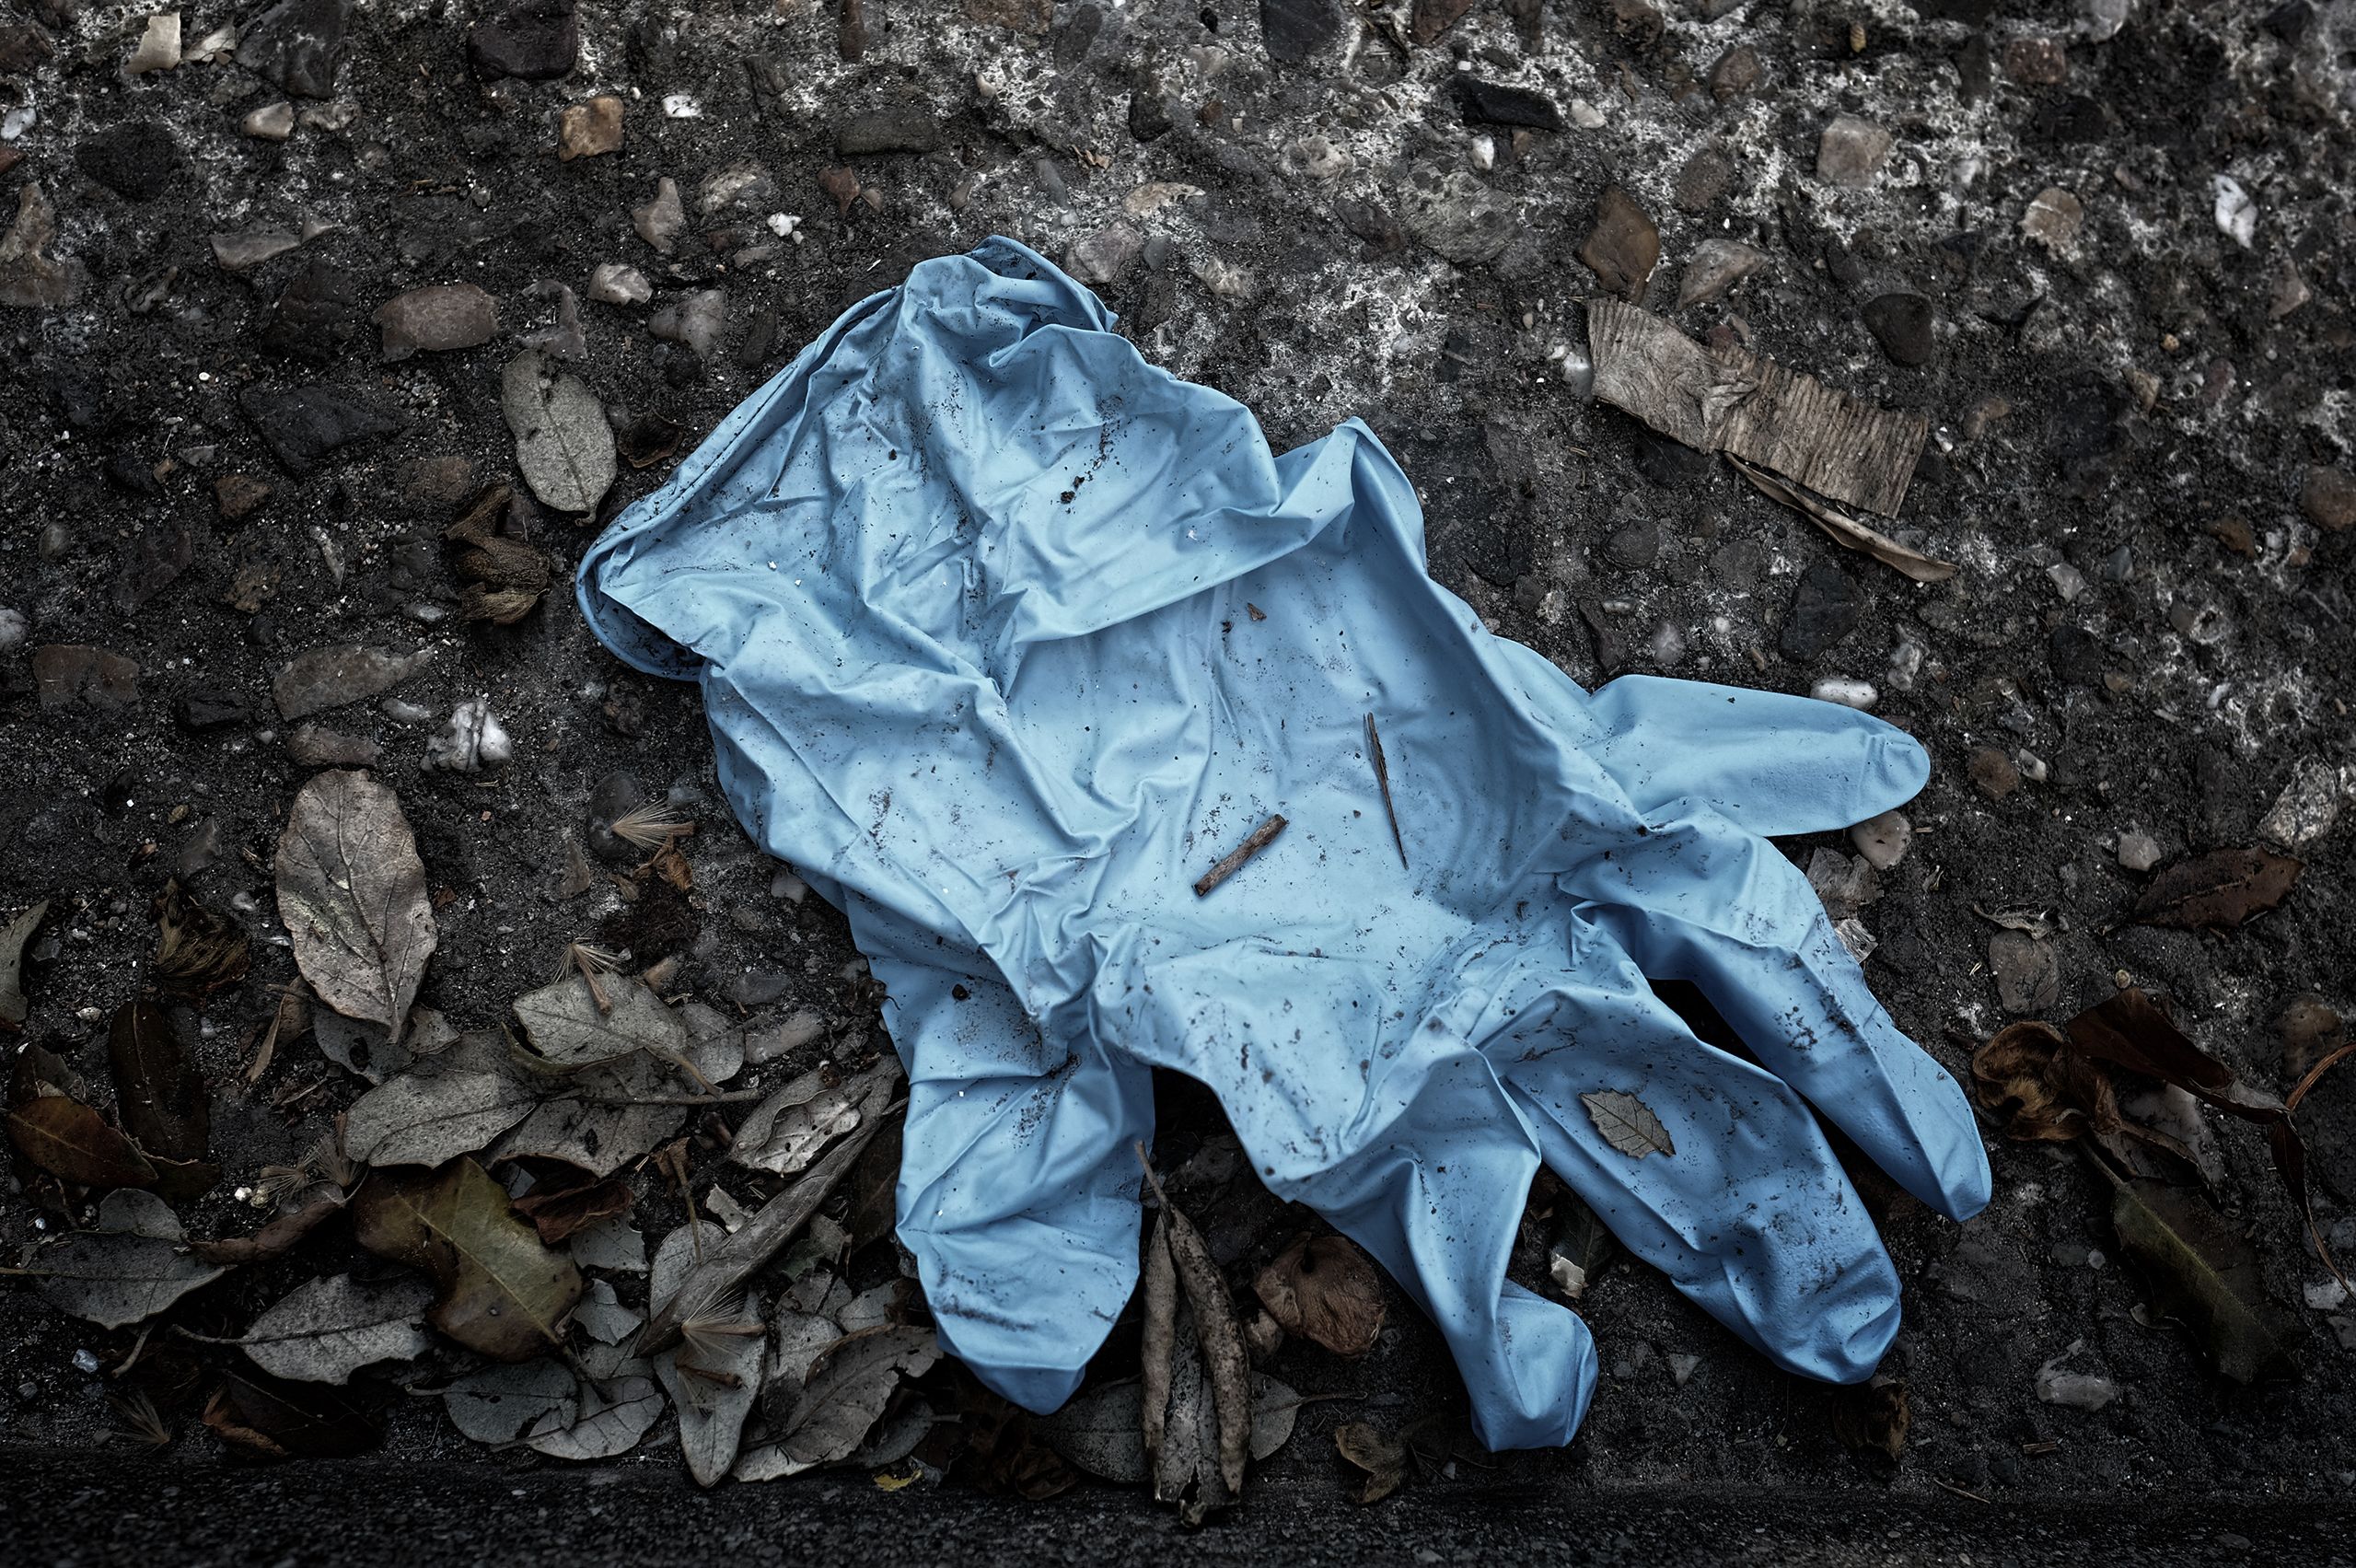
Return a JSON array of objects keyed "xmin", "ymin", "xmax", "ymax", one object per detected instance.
[
  {"xmin": 1779, "ymin": 561, "xmax": 1860, "ymax": 660},
  {"xmin": 1397, "ymin": 165, "xmax": 1513, "ymax": 266},
  {"xmin": 237, "ymin": 0, "xmax": 354, "ymax": 99},
  {"xmin": 376, "ymin": 283, "xmax": 499, "ymax": 361},
  {"xmin": 1817, "ymin": 114, "xmax": 1895, "ymax": 187},
  {"xmin": 1990, "ymin": 930, "xmax": 2060, "ymax": 1015},
  {"xmin": 1066, "ymin": 223, "xmax": 1143, "ymax": 287},
  {"xmin": 835, "ymin": 111, "xmax": 941, "ymax": 156},
  {"xmin": 633, "ymin": 179, "xmax": 685, "ymax": 254},
  {"xmin": 1260, "ymin": 0, "xmax": 1341, "ymax": 62},
  {"xmin": 238, "ymin": 384, "xmax": 404, "ymax": 476},
  {"xmin": 1676, "ymin": 238, "xmax": 1770, "ymax": 308}
]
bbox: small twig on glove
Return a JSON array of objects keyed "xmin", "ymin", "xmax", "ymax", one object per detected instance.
[
  {"xmin": 1364, "ymin": 714, "xmax": 1408, "ymax": 870},
  {"xmin": 1193, "ymin": 815, "xmax": 1288, "ymax": 897}
]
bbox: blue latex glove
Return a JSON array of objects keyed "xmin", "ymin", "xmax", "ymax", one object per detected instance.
[{"xmin": 577, "ymin": 238, "xmax": 1991, "ymax": 1450}]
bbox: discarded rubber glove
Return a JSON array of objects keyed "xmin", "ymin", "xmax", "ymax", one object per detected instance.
[{"xmin": 576, "ymin": 238, "xmax": 1991, "ymax": 1451}]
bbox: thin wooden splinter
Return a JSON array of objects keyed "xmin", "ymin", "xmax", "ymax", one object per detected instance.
[
  {"xmin": 1192, "ymin": 814, "xmax": 1287, "ymax": 897},
  {"xmin": 1364, "ymin": 713, "xmax": 1408, "ymax": 870}
]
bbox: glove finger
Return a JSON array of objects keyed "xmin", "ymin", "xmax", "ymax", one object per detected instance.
[
  {"xmin": 859, "ymin": 915, "xmax": 1155, "ymax": 1413},
  {"xmin": 1289, "ymin": 1047, "xmax": 1601, "ymax": 1451},
  {"xmin": 1561, "ymin": 807, "xmax": 1991, "ymax": 1223},
  {"xmin": 1481, "ymin": 919, "xmax": 1903, "ymax": 1383},
  {"xmin": 1582, "ymin": 672, "xmax": 1930, "ymax": 838}
]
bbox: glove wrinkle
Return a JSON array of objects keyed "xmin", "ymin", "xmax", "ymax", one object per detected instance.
[{"xmin": 577, "ymin": 237, "xmax": 1989, "ymax": 1450}]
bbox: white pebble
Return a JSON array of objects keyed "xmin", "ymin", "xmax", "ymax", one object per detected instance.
[
  {"xmin": 2047, "ymin": 563, "xmax": 2086, "ymax": 601},
  {"xmin": 2117, "ymin": 831, "xmax": 2161, "ymax": 873},
  {"xmin": 1849, "ymin": 809, "xmax": 1912, "ymax": 870},
  {"xmin": 2212, "ymin": 174, "xmax": 2257, "ymax": 250},
  {"xmin": 662, "ymin": 94, "xmax": 702, "ymax": 119},
  {"xmin": 1811, "ymin": 678, "xmax": 1877, "ymax": 710},
  {"xmin": 0, "ymin": 606, "xmax": 28, "ymax": 653},
  {"xmin": 425, "ymin": 695, "xmax": 512, "ymax": 772},
  {"xmin": 1569, "ymin": 99, "xmax": 1606, "ymax": 130}
]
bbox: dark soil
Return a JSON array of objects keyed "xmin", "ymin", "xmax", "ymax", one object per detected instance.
[{"xmin": 3, "ymin": 0, "xmax": 2353, "ymax": 1520}]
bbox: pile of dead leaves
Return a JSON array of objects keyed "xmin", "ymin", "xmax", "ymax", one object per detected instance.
[
  {"xmin": 6, "ymin": 770, "xmax": 933, "ymax": 1481},
  {"xmin": 1971, "ymin": 986, "xmax": 2352, "ymax": 1384},
  {"xmin": 5, "ymin": 769, "xmax": 1415, "ymax": 1505}
]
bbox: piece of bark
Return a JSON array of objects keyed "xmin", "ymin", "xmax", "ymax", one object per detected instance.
[{"xmin": 1587, "ymin": 298, "xmax": 1929, "ymax": 518}]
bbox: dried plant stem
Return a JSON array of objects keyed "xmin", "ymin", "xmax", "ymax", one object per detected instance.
[{"xmin": 1192, "ymin": 815, "xmax": 1287, "ymax": 898}]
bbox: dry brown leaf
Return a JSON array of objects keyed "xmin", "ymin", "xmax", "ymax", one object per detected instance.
[
  {"xmin": 2131, "ymin": 847, "xmax": 2302, "ymax": 931},
  {"xmin": 1587, "ymin": 297, "xmax": 1928, "ymax": 517},
  {"xmin": 108, "ymin": 995, "xmax": 210, "ymax": 1167},
  {"xmin": 0, "ymin": 900, "xmax": 49, "ymax": 1028},
  {"xmin": 2101, "ymin": 1164, "xmax": 2294, "ymax": 1384},
  {"xmin": 1141, "ymin": 1207, "xmax": 1178, "ymax": 1476},
  {"xmin": 274, "ymin": 770, "xmax": 437, "ymax": 1049},
  {"xmin": 1730, "ymin": 455, "xmax": 1960, "ymax": 584},
  {"xmin": 1581, "ymin": 1088, "xmax": 1676, "ymax": 1158},
  {"xmin": 1138, "ymin": 1158, "xmax": 1250, "ymax": 1500},
  {"xmin": 190, "ymin": 1191, "xmax": 345, "ymax": 1265},
  {"xmin": 1334, "ymin": 1421, "xmax": 1408, "ymax": 1504},
  {"xmin": 1253, "ymin": 1233, "xmax": 1385, "ymax": 1358},
  {"xmin": 352, "ymin": 1158, "xmax": 582, "ymax": 1362},
  {"xmin": 5, "ymin": 1094, "xmax": 157, "ymax": 1190},
  {"xmin": 1828, "ymin": 1376, "xmax": 1910, "ymax": 1462},
  {"xmin": 148, "ymin": 879, "xmax": 252, "ymax": 1002}
]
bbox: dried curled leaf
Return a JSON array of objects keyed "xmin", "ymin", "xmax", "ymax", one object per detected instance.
[
  {"xmin": 108, "ymin": 995, "xmax": 210, "ymax": 1166},
  {"xmin": 0, "ymin": 900, "xmax": 49, "ymax": 1028},
  {"xmin": 2131, "ymin": 847, "xmax": 2302, "ymax": 932},
  {"xmin": 1253, "ymin": 1233, "xmax": 1385, "ymax": 1358},
  {"xmin": 5, "ymin": 1093, "xmax": 157, "ymax": 1190},
  {"xmin": 2106, "ymin": 1172, "xmax": 2294, "ymax": 1384},
  {"xmin": 1334, "ymin": 1422, "xmax": 1408, "ymax": 1504},
  {"xmin": 149, "ymin": 879, "xmax": 252, "ymax": 1001},
  {"xmin": 1828, "ymin": 1376, "xmax": 1910, "ymax": 1462},
  {"xmin": 1581, "ymin": 1088, "xmax": 1676, "ymax": 1159},
  {"xmin": 274, "ymin": 770, "xmax": 437, "ymax": 1049},
  {"xmin": 1730, "ymin": 455, "xmax": 1958, "ymax": 584},
  {"xmin": 1970, "ymin": 1020, "xmax": 2096, "ymax": 1143},
  {"xmin": 1136, "ymin": 1157, "xmax": 1252, "ymax": 1520},
  {"xmin": 353, "ymin": 1158, "xmax": 583, "ymax": 1362}
]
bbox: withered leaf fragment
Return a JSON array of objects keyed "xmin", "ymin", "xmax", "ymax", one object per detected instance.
[
  {"xmin": 1136, "ymin": 1151, "xmax": 1251, "ymax": 1516},
  {"xmin": 108, "ymin": 994, "xmax": 210, "ymax": 1165},
  {"xmin": 638, "ymin": 1102, "xmax": 894, "ymax": 1353},
  {"xmin": 1587, "ymin": 297, "xmax": 1929, "ymax": 518},
  {"xmin": 1828, "ymin": 1376, "xmax": 1910, "ymax": 1461},
  {"xmin": 1253, "ymin": 1233, "xmax": 1385, "ymax": 1357},
  {"xmin": 2100, "ymin": 1165, "xmax": 2294, "ymax": 1384},
  {"xmin": 226, "ymin": 1272, "xmax": 435, "ymax": 1384},
  {"xmin": 274, "ymin": 770, "xmax": 436, "ymax": 1048},
  {"xmin": 2131, "ymin": 847, "xmax": 2302, "ymax": 931},
  {"xmin": 5, "ymin": 1094, "xmax": 157, "ymax": 1190},
  {"xmin": 512, "ymin": 1170, "xmax": 633, "ymax": 1245},
  {"xmin": 444, "ymin": 483, "xmax": 553, "ymax": 624},
  {"xmin": 739, "ymin": 1324, "xmax": 939, "ymax": 1479},
  {"xmin": 353, "ymin": 1158, "xmax": 583, "ymax": 1362},
  {"xmin": 1334, "ymin": 1422, "xmax": 1408, "ymax": 1504},
  {"xmin": 0, "ymin": 900, "xmax": 49, "ymax": 1027},
  {"xmin": 1582, "ymin": 1088, "xmax": 1676, "ymax": 1158},
  {"xmin": 148, "ymin": 879, "xmax": 252, "ymax": 1001}
]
